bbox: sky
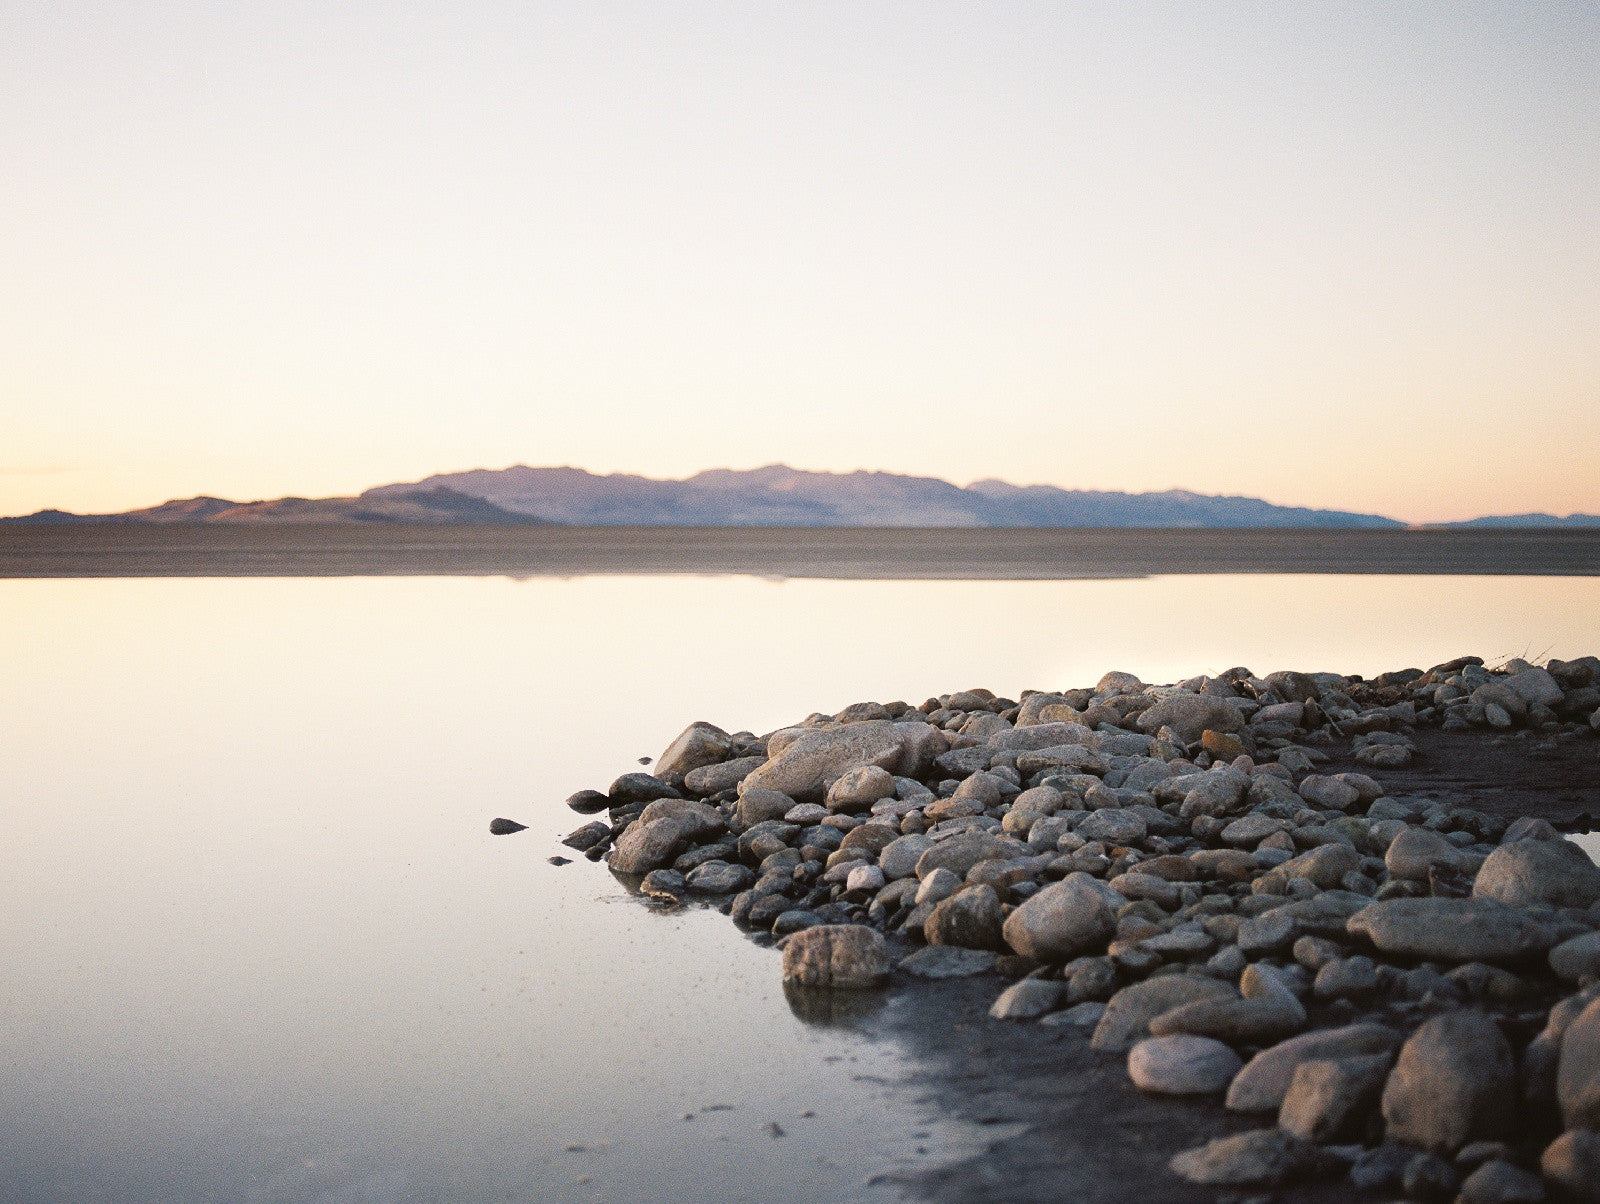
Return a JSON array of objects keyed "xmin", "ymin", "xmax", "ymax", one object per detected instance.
[{"xmin": 1, "ymin": 1, "xmax": 1597, "ymax": 523}]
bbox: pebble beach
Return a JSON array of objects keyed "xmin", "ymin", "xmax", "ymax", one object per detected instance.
[{"xmin": 561, "ymin": 655, "xmax": 1600, "ymax": 1199}]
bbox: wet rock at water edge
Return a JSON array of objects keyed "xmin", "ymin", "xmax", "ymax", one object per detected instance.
[
  {"xmin": 898, "ymin": 946, "xmax": 997, "ymax": 979},
  {"xmin": 565, "ymin": 789, "xmax": 611, "ymax": 814},
  {"xmin": 989, "ymin": 977, "xmax": 1065, "ymax": 1020},
  {"xmin": 1168, "ymin": 1128, "xmax": 1319, "ymax": 1187},
  {"xmin": 1127, "ymin": 1034, "xmax": 1242, "ymax": 1095},
  {"xmin": 780, "ymin": 924, "xmax": 890, "ymax": 990},
  {"xmin": 559, "ymin": 652, "xmax": 1600, "ymax": 1198},
  {"xmin": 1091, "ymin": 975, "xmax": 1236, "ymax": 1053},
  {"xmin": 640, "ymin": 868, "xmax": 687, "ymax": 903}
]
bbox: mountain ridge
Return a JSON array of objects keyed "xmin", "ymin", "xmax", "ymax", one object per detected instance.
[{"xmin": 4, "ymin": 464, "xmax": 1596, "ymax": 528}]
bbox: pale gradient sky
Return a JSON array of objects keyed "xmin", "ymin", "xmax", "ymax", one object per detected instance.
[{"xmin": 2, "ymin": 1, "xmax": 1597, "ymax": 523}]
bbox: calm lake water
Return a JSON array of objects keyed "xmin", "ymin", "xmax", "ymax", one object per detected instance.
[{"xmin": 4, "ymin": 572, "xmax": 1600, "ymax": 1202}]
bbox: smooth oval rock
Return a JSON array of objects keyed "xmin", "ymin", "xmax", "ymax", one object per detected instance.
[
  {"xmin": 989, "ymin": 977, "xmax": 1065, "ymax": 1020},
  {"xmin": 1128, "ymin": 1035, "xmax": 1243, "ymax": 1095},
  {"xmin": 1474, "ymin": 838, "xmax": 1600, "ymax": 910},
  {"xmin": 1001, "ymin": 873, "xmax": 1117, "ymax": 962},
  {"xmin": 1347, "ymin": 897, "xmax": 1557, "ymax": 963}
]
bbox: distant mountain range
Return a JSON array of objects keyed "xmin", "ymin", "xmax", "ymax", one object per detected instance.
[{"xmin": 5, "ymin": 464, "xmax": 1598, "ymax": 529}]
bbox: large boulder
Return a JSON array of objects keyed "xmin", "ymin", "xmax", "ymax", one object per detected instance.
[
  {"xmin": 1558, "ymin": 996, "xmax": 1600, "ymax": 1129},
  {"xmin": 1136, "ymin": 693, "xmax": 1244, "ymax": 744},
  {"xmin": 740, "ymin": 721, "xmax": 910, "ymax": 802},
  {"xmin": 1348, "ymin": 897, "xmax": 1557, "ymax": 963},
  {"xmin": 1001, "ymin": 873, "xmax": 1117, "ymax": 962},
  {"xmin": 780, "ymin": 924, "xmax": 890, "ymax": 990},
  {"xmin": 1382, "ymin": 1010, "xmax": 1515, "ymax": 1154},
  {"xmin": 654, "ymin": 721, "xmax": 733, "ymax": 787},
  {"xmin": 1474, "ymin": 838, "xmax": 1600, "ymax": 910},
  {"xmin": 1505, "ymin": 665, "xmax": 1564, "ymax": 707}
]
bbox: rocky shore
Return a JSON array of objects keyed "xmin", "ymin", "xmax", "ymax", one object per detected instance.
[{"xmin": 562, "ymin": 656, "xmax": 1600, "ymax": 1200}]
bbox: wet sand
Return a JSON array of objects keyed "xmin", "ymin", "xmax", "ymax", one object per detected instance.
[{"xmin": 4, "ymin": 524, "xmax": 1600, "ymax": 578}]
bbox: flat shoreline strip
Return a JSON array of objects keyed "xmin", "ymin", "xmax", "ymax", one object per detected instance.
[{"xmin": 3, "ymin": 525, "xmax": 1600, "ymax": 579}]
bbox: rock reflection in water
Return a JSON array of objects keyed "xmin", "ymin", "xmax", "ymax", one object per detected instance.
[{"xmin": 784, "ymin": 981, "xmax": 888, "ymax": 1028}]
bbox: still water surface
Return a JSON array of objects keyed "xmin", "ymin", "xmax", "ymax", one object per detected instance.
[{"xmin": 4, "ymin": 573, "xmax": 1599, "ymax": 1202}]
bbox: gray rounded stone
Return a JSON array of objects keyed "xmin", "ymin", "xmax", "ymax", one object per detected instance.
[
  {"xmin": 1474, "ymin": 838, "xmax": 1600, "ymax": 910},
  {"xmin": 1001, "ymin": 873, "xmax": 1117, "ymax": 962},
  {"xmin": 1382, "ymin": 1010, "xmax": 1515, "ymax": 1154},
  {"xmin": 1347, "ymin": 897, "xmax": 1557, "ymax": 963},
  {"xmin": 1128, "ymin": 1034, "xmax": 1242, "ymax": 1095}
]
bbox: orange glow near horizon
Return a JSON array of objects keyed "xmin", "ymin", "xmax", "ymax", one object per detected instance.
[{"xmin": 2, "ymin": 4, "xmax": 1597, "ymax": 524}]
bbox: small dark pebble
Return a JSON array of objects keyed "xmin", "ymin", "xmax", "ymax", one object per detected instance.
[
  {"xmin": 637, "ymin": 755, "xmax": 652, "ymax": 764},
  {"xmin": 766, "ymin": 1122, "xmax": 784, "ymax": 1138},
  {"xmin": 488, "ymin": 817, "xmax": 527, "ymax": 835},
  {"xmin": 565, "ymin": 789, "xmax": 611, "ymax": 815},
  {"xmin": 547, "ymin": 856, "xmax": 571, "ymax": 866}
]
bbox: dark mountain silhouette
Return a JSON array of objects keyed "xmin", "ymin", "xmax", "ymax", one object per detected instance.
[{"xmin": 5, "ymin": 464, "xmax": 1587, "ymax": 528}]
